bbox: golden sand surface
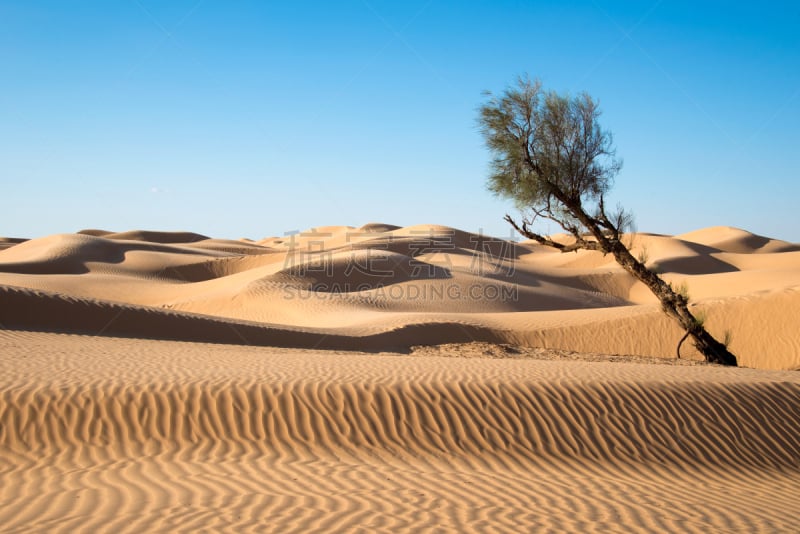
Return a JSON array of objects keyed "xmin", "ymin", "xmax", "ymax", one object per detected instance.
[{"xmin": 1, "ymin": 224, "xmax": 798, "ymax": 531}]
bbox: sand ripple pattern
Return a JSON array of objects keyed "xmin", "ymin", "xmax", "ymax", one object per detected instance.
[
  {"xmin": 3, "ymin": 377, "xmax": 799, "ymax": 470},
  {"xmin": 1, "ymin": 332, "xmax": 799, "ymax": 532}
]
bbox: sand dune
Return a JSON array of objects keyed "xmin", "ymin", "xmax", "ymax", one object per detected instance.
[
  {"xmin": 1, "ymin": 223, "xmax": 798, "ymax": 369},
  {"xmin": 1, "ymin": 224, "xmax": 799, "ymax": 531},
  {"xmin": 1, "ymin": 330, "xmax": 798, "ymax": 532},
  {"xmin": 678, "ymin": 225, "xmax": 800, "ymax": 254}
]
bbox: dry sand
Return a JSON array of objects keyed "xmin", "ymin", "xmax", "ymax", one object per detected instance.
[{"xmin": 0, "ymin": 224, "xmax": 798, "ymax": 531}]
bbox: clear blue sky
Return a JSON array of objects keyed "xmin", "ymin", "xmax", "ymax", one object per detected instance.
[{"xmin": 2, "ymin": 1, "xmax": 798, "ymax": 241}]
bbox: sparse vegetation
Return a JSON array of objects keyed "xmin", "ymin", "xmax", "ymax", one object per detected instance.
[
  {"xmin": 693, "ymin": 309, "xmax": 707, "ymax": 328},
  {"xmin": 478, "ymin": 76, "xmax": 737, "ymax": 366},
  {"xmin": 672, "ymin": 281, "xmax": 690, "ymax": 302},
  {"xmin": 723, "ymin": 329, "xmax": 734, "ymax": 349},
  {"xmin": 636, "ymin": 244, "xmax": 649, "ymax": 265}
]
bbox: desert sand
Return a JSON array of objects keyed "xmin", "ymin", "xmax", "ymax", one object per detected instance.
[{"xmin": 0, "ymin": 224, "xmax": 798, "ymax": 532}]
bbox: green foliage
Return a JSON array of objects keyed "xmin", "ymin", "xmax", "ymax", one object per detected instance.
[
  {"xmin": 693, "ymin": 310, "xmax": 707, "ymax": 329},
  {"xmin": 636, "ymin": 244, "xmax": 649, "ymax": 265},
  {"xmin": 478, "ymin": 76, "xmax": 621, "ymax": 222},
  {"xmin": 723, "ymin": 329, "xmax": 733, "ymax": 349},
  {"xmin": 669, "ymin": 280, "xmax": 690, "ymax": 302},
  {"xmin": 676, "ymin": 281, "xmax": 690, "ymax": 300}
]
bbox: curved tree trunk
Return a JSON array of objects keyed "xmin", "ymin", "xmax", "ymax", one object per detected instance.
[
  {"xmin": 676, "ymin": 331, "xmax": 690, "ymax": 359},
  {"xmin": 510, "ymin": 201, "xmax": 738, "ymax": 366},
  {"xmin": 604, "ymin": 239, "xmax": 737, "ymax": 366}
]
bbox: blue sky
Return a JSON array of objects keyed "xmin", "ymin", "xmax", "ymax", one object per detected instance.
[{"xmin": 2, "ymin": 1, "xmax": 798, "ymax": 241}]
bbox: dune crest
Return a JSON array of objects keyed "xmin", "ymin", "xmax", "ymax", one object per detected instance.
[
  {"xmin": 1, "ymin": 223, "xmax": 798, "ymax": 369},
  {"xmin": 678, "ymin": 225, "xmax": 800, "ymax": 254}
]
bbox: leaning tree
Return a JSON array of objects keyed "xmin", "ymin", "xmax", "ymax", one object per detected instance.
[{"xmin": 478, "ymin": 76, "xmax": 737, "ymax": 366}]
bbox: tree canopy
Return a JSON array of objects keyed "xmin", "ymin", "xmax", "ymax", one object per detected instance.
[{"xmin": 480, "ymin": 77, "xmax": 633, "ymax": 253}]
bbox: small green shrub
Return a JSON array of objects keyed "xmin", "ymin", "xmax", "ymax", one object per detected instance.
[
  {"xmin": 723, "ymin": 329, "xmax": 733, "ymax": 348},
  {"xmin": 693, "ymin": 309, "xmax": 706, "ymax": 329},
  {"xmin": 637, "ymin": 245, "xmax": 649, "ymax": 265}
]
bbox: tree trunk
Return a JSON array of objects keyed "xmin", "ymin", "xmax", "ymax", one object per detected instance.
[
  {"xmin": 507, "ymin": 204, "xmax": 738, "ymax": 366},
  {"xmin": 604, "ymin": 239, "xmax": 737, "ymax": 366},
  {"xmin": 555, "ymin": 201, "xmax": 738, "ymax": 366}
]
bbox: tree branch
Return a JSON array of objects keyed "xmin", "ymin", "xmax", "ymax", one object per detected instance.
[{"xmin": 504, "ymin": 214, "xmax": 601, "ymax": 253}]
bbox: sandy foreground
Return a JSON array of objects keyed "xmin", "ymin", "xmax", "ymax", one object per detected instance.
[{"xmin": 0, "ymin": 224, "xmax": 799, "ymax": 532}]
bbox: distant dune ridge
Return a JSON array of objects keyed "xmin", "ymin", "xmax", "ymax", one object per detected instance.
[
  {"xmin": 1, "ymin": 224, "xmax": 799, "ymax": 532},
  {"xmin": 0, "ymin": 223, "xmax": 798, "ymax": 369}
]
